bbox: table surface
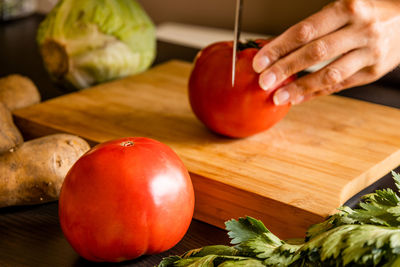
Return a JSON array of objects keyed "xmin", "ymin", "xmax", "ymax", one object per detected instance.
[{"xmin": 1, "ymin": 14, "xmax": 400, "ymax": 266}]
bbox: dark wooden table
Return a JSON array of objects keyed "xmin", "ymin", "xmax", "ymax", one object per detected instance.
[{"xmin": 1, "ymin": 14, "xmax": 399, "ymax": 267}]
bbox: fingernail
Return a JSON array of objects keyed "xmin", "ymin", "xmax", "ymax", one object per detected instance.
[
  {"xmin": 291, "ymin": 95, "xmax": 304, "ymax": 105},
  {"xmin": 259, "ymin": 72, "xmax": 276, "ymax": 91},
  {"xmin": 253, "ymin": 56, "xmax": 270, "ymax": 73},
  {"xmin": 273, "ymin": 89, "xmax": 290, "ymax": 106}
]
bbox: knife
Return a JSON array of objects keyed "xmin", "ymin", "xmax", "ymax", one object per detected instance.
[{"xmin": 232, "ymin": 0, "xmax": 243, "ymax": 87}]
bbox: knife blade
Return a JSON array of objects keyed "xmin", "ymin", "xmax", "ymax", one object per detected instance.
[{"xmin": 232, "ymin": 0, "xmax": 243, "ymax": 87}]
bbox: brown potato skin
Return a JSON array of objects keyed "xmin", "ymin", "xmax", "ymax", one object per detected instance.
[
  {"xmin": 0, "ymin": 74, "xmax": 41, "ymax": 111},
  {"xmin": 0, "ymin": 102, "xmax": 23, "ymax": 153},
  {"xmin": 0, "ymin": 134, "xmax": 90, "ymax": 208}
]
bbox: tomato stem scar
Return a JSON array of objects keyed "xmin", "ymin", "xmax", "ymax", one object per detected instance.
[{"xmin": 120, "ymin": 141, "xmax": 134, "ymax": 147}]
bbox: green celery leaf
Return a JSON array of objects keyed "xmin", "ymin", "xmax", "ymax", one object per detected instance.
[
  {"xmin": 341, "ymin": 225, "xmax": 400, "ymax": 265},
  {"xmin": 347, "ymin": 189, "xmax": 400, "ymax": 227},
  {"xmin": 158, "ymin": 256, "xmax": 182, "ymax": 267},
  {"xmin": 182, "ymin": 245, "xmax": 239, "ymax": 258},
  {"xmin": 392, "ymin": 171, "xmax": 400, "ymax": 192},
  {"xmin": 306, "ymin": 207, "xmax": 356, "ymax": 240},
  {"xmin": 218, "ymin": 259, "xmax": 266, "ymax": 266},
  {"xmin": 382, "ymin": 255, "xmax": 400, "ymax": 267},
  {"xmin": 178, "ymin": 255, "xmax": 265, "ymax": 267},
  {"xmin": 237, "ymin": 236, "xmax": 301, "ymax": 264},
  {"xmin": 225, "ymin": 217, "xmax": 282, "ymax": 246},
  {"xmin": 179, "ymin": 255, "xmax": 217, "ymax": 267},
  {"xmin": 297, "ymin": 224, "xmax": 400, "ymax": 266},
  {"xmin": 225, "ymin": 217, "xmax": 301, "ymax": 265},
  {"xmin": 302, "ymin": 225, "xmax": 357, "ymax": 263},
  {"xmin": 263, "ymin": 243, "xmax": 302, "ymax": 266}
]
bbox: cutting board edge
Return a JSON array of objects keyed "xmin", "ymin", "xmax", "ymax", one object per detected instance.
[
  {"xmin": 340, "ymin": 149, "xmax": 400, "ymax": 204},
  {"xmin": 190, "ymin": 172, "xmax": 326, "ymax": 239}
]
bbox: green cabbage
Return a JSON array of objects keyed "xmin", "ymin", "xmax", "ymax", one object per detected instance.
[{"xmin": 37, "ymin": 0, "xmax": 156, "ymax": 89}]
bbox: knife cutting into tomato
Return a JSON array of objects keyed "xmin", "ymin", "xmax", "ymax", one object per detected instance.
[
  {"xmin": 188, "ymin": 0, "xmax": 296, "ymax": 138},
  {"xmin": 232, "ymin": 0, "xmax": 243, "ymax": 87}
]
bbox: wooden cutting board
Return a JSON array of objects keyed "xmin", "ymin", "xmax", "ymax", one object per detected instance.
[{"xmin": 13, "ymin": 60, "xmax": 400, "ymax": 238}]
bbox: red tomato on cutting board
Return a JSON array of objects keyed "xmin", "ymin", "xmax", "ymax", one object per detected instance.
[
  {"xmin": 59, "ymin": 137, "xmax": 195, "ymax": 262},
  {"xmin": 189, "ymin": 40, "xmax": 296, "ymax": 138}
]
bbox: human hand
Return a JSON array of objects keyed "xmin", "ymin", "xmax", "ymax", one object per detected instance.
[{"xmin": 253, "ymin": 0, "xmax": 400, "ymax": 105}]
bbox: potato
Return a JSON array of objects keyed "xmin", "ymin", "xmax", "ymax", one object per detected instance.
[
  {"xmin": 0, "ymin": 74, "xmax": 40, "ymax": 153},
  {"xmin": 0, "ymin": 74, "xmax": 41, "ymax": 111},
  {"xmin": 0, "ymin": 134, "xmax": 90, "ymax": 208},
  {"xmin": 0, "ymin": 102, "xmax": 23, "ymax": 153}
]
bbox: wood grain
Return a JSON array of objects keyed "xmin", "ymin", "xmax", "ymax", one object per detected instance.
[{"xmin": 13, "ymin": 60, "xmax": 400, "ymax": 238}]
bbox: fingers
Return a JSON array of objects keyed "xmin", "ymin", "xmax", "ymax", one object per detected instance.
[
  {"xmin": 329, "ymin": 68, "xmax": 379, "ymax": 92},
  {"xmin": 305, "ymin": 69, "xmax": 379, "ymax": 102},
  {"xmin": 272, "ymin": 48, "xmax": 373, "ymax": 105},
  {"xmin": 253, "ymin": 1, "xmax": 350, "ymax": 73},
  {"xmin": 258, "ymin": 25, "xmax": 367, "ymax": 91},
  {"xmin": 253, "ymin": 0, "xmax": 400, "ymax": 106}
]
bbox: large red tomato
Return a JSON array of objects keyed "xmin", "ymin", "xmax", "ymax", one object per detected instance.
[
  {"xmin": 189, "ymin": 40, "xmax": 295, "ymax": 138},
  {"xmin": 58, "ymin": 137, "xmax": 195, "ymax": 262}
]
